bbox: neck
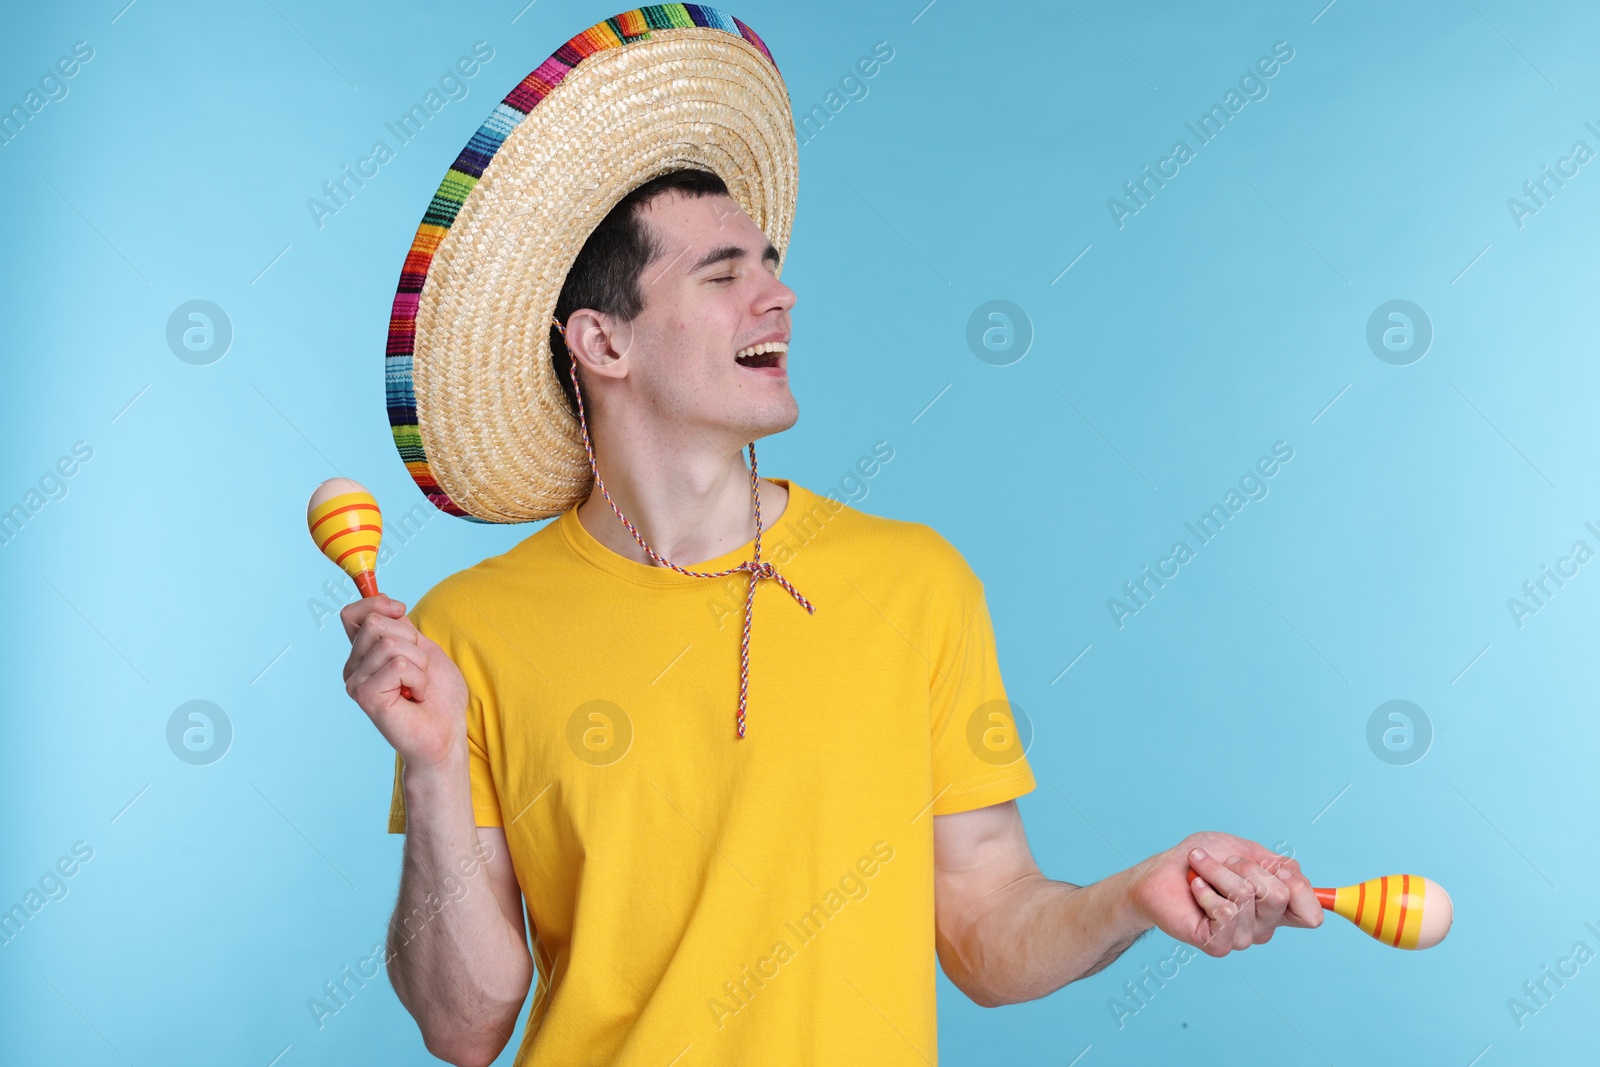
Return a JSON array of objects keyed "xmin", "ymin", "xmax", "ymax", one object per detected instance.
[{"xmin": 574, "ymin": 404, "xmax": 788, "ymax": 569}]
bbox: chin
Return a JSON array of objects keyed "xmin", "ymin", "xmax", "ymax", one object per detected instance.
[
  {"xmin": 759, "ymin": 397, "xmax": 800, "ymax": 436},
  {"xmin": 733, "ymin": 399, "xmax": 799, "ymax": 444}
]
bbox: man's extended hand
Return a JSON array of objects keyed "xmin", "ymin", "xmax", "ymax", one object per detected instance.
[{"xmin": 1128, "ymin": 832, "xmax": 1324, "ymax": 958}]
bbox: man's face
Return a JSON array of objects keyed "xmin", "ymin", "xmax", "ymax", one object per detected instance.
[{"xmin": 617, "ymin": 191, "xmax": 798, "ymax": 446}]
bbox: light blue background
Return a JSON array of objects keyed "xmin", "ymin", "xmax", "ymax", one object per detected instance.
[{"xmin": 2, "ymin": 0, "xmax": 1596, "ymax": 1063}]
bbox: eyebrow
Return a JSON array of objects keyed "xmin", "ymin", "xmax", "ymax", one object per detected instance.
[{"xmin": 687, "ymin": 242, "xmax": 780, "ymax": 273}]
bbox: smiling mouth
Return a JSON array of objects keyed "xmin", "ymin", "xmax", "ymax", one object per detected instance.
[{"xmin": 734, "ymin": 341, "xmax": 787, "ymax": 371}]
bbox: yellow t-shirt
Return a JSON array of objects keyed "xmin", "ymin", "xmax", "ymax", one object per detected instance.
[{"xmin": 387, "ymin": 478, "xmax": 1035, "ymax": 1064}]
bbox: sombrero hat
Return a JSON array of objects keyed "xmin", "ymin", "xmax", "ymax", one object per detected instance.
[{"xmin": 385, "ymin": 5, "xmax": 799, "ymax": 523}]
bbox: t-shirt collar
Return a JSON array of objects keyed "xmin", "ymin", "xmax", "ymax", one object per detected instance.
[{"xmin": 559, "ymin": 477, "xmax": 811, "ymax": 587}]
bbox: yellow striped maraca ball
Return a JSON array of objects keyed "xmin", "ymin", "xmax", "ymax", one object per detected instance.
[
  {"xmin": 307, "ymin": 478, "xmax": 384, "ymax": 598},
  {"xmin": 1322, "ymin": 874, "xmax": 1453, "ymax": 950}
]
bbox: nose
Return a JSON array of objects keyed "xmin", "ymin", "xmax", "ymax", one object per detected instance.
[{"xmin": 757, "ymin": 268, "xmax": 797, "ymax": 316}]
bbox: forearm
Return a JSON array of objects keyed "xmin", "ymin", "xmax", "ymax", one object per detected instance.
[
  {"xmin": 388, "ymin": 748, "xmax": 531, "ymax": 1065},
  {"xmin": 942, "ymin": 864, "xmax": 1153, "ymax": 1008}
]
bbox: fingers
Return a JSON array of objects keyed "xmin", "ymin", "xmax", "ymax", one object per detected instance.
[
  {"xmin": 344, "ymin": 611, "xmax": 421, "ymax": 685},
  {"xmin": 340, "ymin": 595, "xmax": 407, "ymax": 642},
  {"xmin": 1224, "ymin": 855, "xmax": 1291, "ymax": 943},
  {"xmin": 1251, "ymin": 853, "xmax": 1322, "ymax": 928},
  {"xmin": 1186, "ymin": 864, "xmax": 1249, "ymax": 957},
  {"xmin": 1178, "ymin": 841, "xmax": 1328, "ymax": 959},
  {"xmin": 1189, "ymin": 848, "xmax": 1266, "ymax": 953},
  {"xmin": 346, "ymin": 640, "xmax": 429, "ymax": 714},
  {"xmin": 1187, "ymin": 848, "xmax": 1255, "ymax": 907},
  {"xmin": 346, "ymin": 630, "xmax": 428, "ymax": 694},
  {"xmin": 1268, "ymin": 856, "xmax": 1325, "ymax": 928},
  {"xmin": 342, "ymin": 607, "xmax": 428, "ymax": 710},
  {"xmin": 1187, "ymin": 869, "xmax": 1235, "ymax": 925}
]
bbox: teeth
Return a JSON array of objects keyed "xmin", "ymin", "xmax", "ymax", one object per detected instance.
[{"xmin": 735, "ymin": 341, "xmax": 788, "ymax": 361}]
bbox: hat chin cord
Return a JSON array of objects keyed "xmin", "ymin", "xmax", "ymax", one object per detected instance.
[{"xmin": 550, "ymin": 316, "xmax": 815, "ymax": 739}]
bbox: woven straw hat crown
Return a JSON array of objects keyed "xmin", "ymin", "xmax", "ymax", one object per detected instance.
[{"xmin": 385, "ymin": 6, "xmax": 798, "ymax": 523}]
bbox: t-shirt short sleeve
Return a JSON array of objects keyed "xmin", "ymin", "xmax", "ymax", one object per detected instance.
[
  {"xmin": 386, "ymin": 579, "xmax": 504, "ymax": 833},
  {"xmin": 927, "ymin": 552, "xmax": 1037, "ymax": 817}
]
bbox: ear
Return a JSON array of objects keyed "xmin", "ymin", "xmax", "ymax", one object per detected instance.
[{"xmin": 562, "ymin": 308, "xmax": 635, "ymax": 383}]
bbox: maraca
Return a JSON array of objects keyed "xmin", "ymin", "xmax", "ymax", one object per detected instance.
[
  {"xmin": 307, "ymin": 477, "xmax": 415, "ymax": 702},
  {"xmin": 1186, "ymin": 866, "xmax": 1453, "ymax": 950}
]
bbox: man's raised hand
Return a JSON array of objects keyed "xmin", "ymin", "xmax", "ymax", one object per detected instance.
[{"xmin": 340, "ymin": 596, "xmax": 469, "ymax": 771}]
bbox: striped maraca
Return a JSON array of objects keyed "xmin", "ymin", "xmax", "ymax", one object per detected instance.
[
  {"xmin": 1187, "ymin": 866, "xmax": 1453, "ymax": 950},
  {"xmin": 307, "ymin": 478, "xmax": 414, "ymax": 701}
]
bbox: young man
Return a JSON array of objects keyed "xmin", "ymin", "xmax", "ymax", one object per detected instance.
[{"xmin": 343, "ymin": 10, "xmax": 1321, "ymax": 1066}]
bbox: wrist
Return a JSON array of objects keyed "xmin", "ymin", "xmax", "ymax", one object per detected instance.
[
  {"xmin": 1117, "ymin": 858, "xmax": 1162, "ymax": 937},
  {"xmin": 400, "ymin": 736, "xmax": 471, "ymax": 798}
]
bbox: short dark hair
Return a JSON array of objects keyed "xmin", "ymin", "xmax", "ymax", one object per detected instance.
[{"xmin": 549, "ymin": 168, "xmax": 731, "ymax": 417}]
